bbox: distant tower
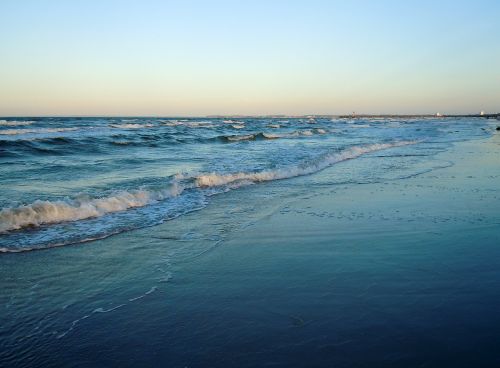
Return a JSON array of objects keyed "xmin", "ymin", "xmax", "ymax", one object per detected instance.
[{"xmin": 480, "ymin": 111, "xmax": 485, "ymax": 116}]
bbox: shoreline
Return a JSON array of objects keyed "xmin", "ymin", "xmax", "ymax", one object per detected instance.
[{"xmin": 153, "ymin": 134, "xmax": 500, "ymax": 367}]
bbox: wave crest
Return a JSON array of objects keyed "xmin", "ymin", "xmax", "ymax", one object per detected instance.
[
  {"xmin": 195, "ymin": 141, "xmax": 414, "ymax": 187},
  {"xmin": 110, "ymin": 123, "xmax": 154, "ymax": 129},
  {"xmin": 0, "ymin": 185, "xmax": 184, "ymax": 233},
  {"xmin": 0, "ymin": 141, "xmax": 415, "ymax": 234},
  {"xmin": 219, "ymin": 129, "xmax": 328, "ymax": 143}
]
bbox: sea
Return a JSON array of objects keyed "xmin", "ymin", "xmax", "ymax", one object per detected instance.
[{"xmin": 0, "ymin": 116, "xmax": 498, "ymax": 367}]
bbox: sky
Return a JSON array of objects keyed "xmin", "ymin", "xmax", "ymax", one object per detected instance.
[{"xmin": 0, "ymin": 0, "xmax": 499, "ymax": 116}]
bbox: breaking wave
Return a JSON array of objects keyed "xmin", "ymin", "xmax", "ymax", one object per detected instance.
[
  {"xmin": 163, "ymin": 120, "xmax": 214, "ymax": 128},
  {"xmin": 110, "ymin": 123, "xmax": 154, "ymax": 129},
  {"xmin": 217, "ymin": 129, "xmax": 328, "ymax": 142},
  {"xmin": 193, "ymin": 141, "xmax": 414, "ymax": 187},
  {"xmin": 0, "ymin": 185, "xmax": 184, "ymax": 233},
  {"xmin": 0, "ymin": 141, "xmax": 414, "ymax": 234}
]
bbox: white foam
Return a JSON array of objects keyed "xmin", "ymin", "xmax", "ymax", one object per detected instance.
[
  {"xmin": 0, "ymin": 185, "xmax": 184, "ymax": 233},
  {"xmin": 163, "ymin": 120, "xmax": 213, "ymax": 128},
  {"xmin": 0, "ymin": 127, "xmax": 78, "ymax": 135},
  {"xmin": 185, "ymin": 121, "xmax": 213, "ymax": 127},
  {"xmin": 261, "ymin": 132, "xmax": 282, "ymax": 139},
  {"xmin": 227, "ymin": 134, "xmax": 255, "ymax": 141},
  {"xmin": 0, "ymin": 120, "xmax": 34, "ymax": 126},
  {"xmin": 262, "ymin": 130, "xmax": 314, "ymax": 139},
  {"xmin": 128, "ymin": 286, "xmax": 158, "ymax": 302},
  {"xmin": 194, "ymin": 141, "xmax": 415, "ymax": 188},
  {"xmin": 231, "ymin": 124, "xmax": 245, "ymax": 129},
  {"xmin": 110, "ymin": 123, "xmax": 154, "ymax": 129}
]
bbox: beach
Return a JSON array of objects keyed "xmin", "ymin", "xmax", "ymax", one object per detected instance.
[
  {"xmin": 1, "ymin": 1, "xmax": 499, "ymax": 366},
  {"xmin": 1, "ymin": 128, "xmax": 499, "ymax": 367}
]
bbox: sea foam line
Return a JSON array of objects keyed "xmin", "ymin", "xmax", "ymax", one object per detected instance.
[
  {"xmin": 109, "ymin": 123, "xmax": 154, "ymax": 129},
  {"xmin": 193, "ymin": 141, "xmax": 414, "ymax": 187},
  {"xmin": 0, "ymin": 127, "xmax": 78, "ymax": 135},
  {"xmin": 0, "ymin": 141, "xmax": 415, "ymax": 233},
  {"xmin": 0, "ymin": 120, "xmax": 34, "ymax": 126}
]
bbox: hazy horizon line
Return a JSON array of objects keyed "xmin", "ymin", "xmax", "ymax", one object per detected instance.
[{"xmin": 1, "ymin": 112, "xmax": 498, "ymax": 118}]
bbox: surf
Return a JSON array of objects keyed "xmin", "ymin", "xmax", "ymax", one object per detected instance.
[{"xmin": 0, "ymin": 141, "xmax": 415, "ymax": 237}]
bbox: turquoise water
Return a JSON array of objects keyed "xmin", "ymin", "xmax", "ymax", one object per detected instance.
[{"xmin": 1, "ymin": 117, "xmax": 499, "ymax": 367}]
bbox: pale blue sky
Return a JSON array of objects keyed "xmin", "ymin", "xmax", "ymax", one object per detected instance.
[{"xmin": 0, "ymin": 0, "xmax": 499, "ymax": 116}]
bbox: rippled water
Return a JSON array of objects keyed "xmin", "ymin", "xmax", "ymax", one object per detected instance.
[{"xmin": 0, "ymin": 116, "xmax": 492, "ymax": 251}]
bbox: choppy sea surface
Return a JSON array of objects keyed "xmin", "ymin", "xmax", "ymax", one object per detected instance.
[{"xmin": 0, "ymin": 116, "xmax": 491, "ymax": 252}]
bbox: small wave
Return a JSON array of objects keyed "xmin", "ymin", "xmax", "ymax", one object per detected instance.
[
  {"xmin": 219, "ymin": 130, "xmax": 324, "ymax": 143},
  {"xmin": 0, "ymin": 127, "xmax": 78, "ymax": 135},
  {"xmin": 220, "ymin": 132, "xmax": 279, "ymax": 142},
  {"xmin": 0, "ymin": 120, "xmax": 34, "ymax": 126},
  {"xmin": 0, "ymin": 185, "xmax": 184, "ymax": 233},
  {"xmin": 261, "ymin": 130, "xmax": 318, "ymax": 139},
  {"xmin": 226, "ymin": 134, "xmax": 256, "ymax": 142},
  {"xmin": 163, "ymin": 120, "xmax": 213, "ymax": 128},
  {"xmin": 110, "ymin": 123, "xmax": 154, "ymax": 129},
  {"xmin": 0, "ymin": 136, "xmax": 93, "ymax": 156},
  {"xmin": 44, "ymin": 136, "xmax": 75, "ymax": 145},
  {"xmin": 260, "ymin": 133, "xmax": 282, "ymax": 139},
  {"xmin": 231, "ymin": 124, "xmax": 245, "ymax": 129},
  {"xmin": 193, "ymin": 141, "xmax": 415, "ymax": 188},
  {"xmin": 268, "ymin": 124, "xmax": 281, "ymax": 129},
  {"xmin": 0, "ymin": 141, "xmax": 416, "ymax": 237}
]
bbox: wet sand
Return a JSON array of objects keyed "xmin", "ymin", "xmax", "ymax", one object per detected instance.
[{"xmin": 158, "ymin": 135, "xmax": 500, "ymax": 367}]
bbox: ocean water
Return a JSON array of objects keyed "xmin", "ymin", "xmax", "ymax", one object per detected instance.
[
  {"xmin": 0, "ymin": 117, "xmax": 490, "ymax": 252},
  {"xmin": 1, "ymin": 117, "xmax": 499, "ymax": 367}
]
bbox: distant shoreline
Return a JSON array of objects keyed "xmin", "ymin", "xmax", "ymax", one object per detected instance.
[{"xmin": 337, "ymin": 113, "xmax": 500, "ymax": 119}]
